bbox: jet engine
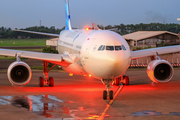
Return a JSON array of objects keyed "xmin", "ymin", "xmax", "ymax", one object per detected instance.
[
  {"xmin": 7, "ymin": 61, "xmax": 32, "ymax": 86},
  {"xmin": 147, "ymin": 60, "xmax": 174, "ymax": 83}
]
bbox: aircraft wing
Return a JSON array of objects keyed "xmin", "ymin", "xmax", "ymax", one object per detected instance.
[
  {"xmin": 131, "ymin": 45, "xmax": 180, "ymax": 60},
  {"xmin": 13, "ymin": 29, "xmax": 59, "ymax": 37},
  {"xmin": 0, "ymin": 49, "xmax": 72, "ymax": 67}
]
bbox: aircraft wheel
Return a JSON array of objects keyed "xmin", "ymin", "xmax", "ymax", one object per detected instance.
[
  {"xmin": 103, "ymin": 90, "xmax": 107, "ymax": 100},
  {"xmin": 123, "ymin": 76, "xmax": 129, "ymax": 86},
  {"xmin": 39, "ymin": 77, "xmax": 44, "ymax": 87},
  {"xmin": 115, "ymin": 77, "xmax": 119, "ymax": 86},
  {"xmin": 109, "ymin": 90, "xmax": 113, "ymax": 100},
  {"xmin": 49, "ymin": 77, "xmax": 54, "ymax": 87}
]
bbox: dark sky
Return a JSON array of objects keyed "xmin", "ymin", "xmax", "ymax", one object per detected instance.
[{"xmin": 1, "ymin": 0, "xmax": 180, "ymax": 29}]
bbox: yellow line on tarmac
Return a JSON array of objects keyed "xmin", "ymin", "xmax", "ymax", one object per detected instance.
[{"xmin": 97, "ymin": 85, "xmax": 124, "ymax": 120}]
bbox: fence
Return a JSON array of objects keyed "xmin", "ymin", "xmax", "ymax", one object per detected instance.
[{"xmin": 130, "ymin": 52, "xmax": 180, "ymax": 67}]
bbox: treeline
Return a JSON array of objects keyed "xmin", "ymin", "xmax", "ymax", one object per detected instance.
[
  {"xmin": 102, "ymin": 23, "xmax": 180, "ymax": 35},
  {"xmin": 0, "ymin": 26, "xmax": 64, "ymax": 39},
  {"xmin": 1, "ymin": 23, "xmax": 180, "ymax": 38},
  {"xmin": 0, "ymin": 27, "xmax": 15, "ymax": 38}
]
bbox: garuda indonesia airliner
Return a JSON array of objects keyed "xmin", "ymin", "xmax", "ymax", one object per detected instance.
[{"xmin": 1, "ymin": 0, "xmax": 180, "ymax": 100}]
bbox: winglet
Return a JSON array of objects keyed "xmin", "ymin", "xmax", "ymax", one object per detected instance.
[{"xmin": 65, "ymin": 0, "xmax": 72, "ymax": 30}]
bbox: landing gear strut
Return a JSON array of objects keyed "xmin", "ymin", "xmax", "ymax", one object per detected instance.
[
  {"xmin": 102, "ymin": 79, "xmax": 114, "ymax": 100},
  {"xmin": 39, "ymin": 61, "xmax": 55, "ymax": 87},
  {"xmin": 123, "ymin": 76, "xmax": 129, "ymax": 85}
]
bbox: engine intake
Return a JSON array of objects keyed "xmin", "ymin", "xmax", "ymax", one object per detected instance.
[
  {"xmin": 147, "ymin": 60, "xmax": 174, "ymax": 83},
  {"xmin": 7, "ymin": 61, "xmax": 32, "ymax": 86}
]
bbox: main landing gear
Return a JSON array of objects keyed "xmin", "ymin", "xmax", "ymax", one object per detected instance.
[
  {"xmin": 39, "ymin": 61, "xmax": 56, "ymax": 87},
  {"xmin": 114, "ymin": 75, "xmax": 129, "ymax": 86}
]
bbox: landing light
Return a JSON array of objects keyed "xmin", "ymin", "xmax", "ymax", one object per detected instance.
[
  {"xmin": 89, "ymin": 74, "xmax": 92, "ymax": 77},
  {"xmin": 69, "ymin": 73, "xmax": 73, "ymax": 76}
]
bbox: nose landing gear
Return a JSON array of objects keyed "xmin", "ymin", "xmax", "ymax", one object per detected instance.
[
  {"xmin": 102, "ymin": 75, "xmax": 129, "ymax": 100},
  {"xmin": 103, "ymin": 90, "xmax": 114, "ymax": 100},
  {"xmin": 102, "ymin": 79, "xmax": 114, "ymax": 100}
]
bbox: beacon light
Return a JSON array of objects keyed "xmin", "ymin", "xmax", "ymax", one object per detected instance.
[{"xmin": 86, "ymin": 27, "xmax": 89, "ymax": 31}]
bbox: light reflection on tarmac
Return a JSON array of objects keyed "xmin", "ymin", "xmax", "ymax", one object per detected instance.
[
  {"xmin": 0, "ymin": 70, "xmax": 180, "ymax": 119},
  {"xmin": 1, "ymin": 95, "xmax": 180, "ymax": 119},
  {"xmin": 0, "ymin": 95, "xmax": 62, "ymax": 118},
  {"xmin": 0, "ymin": 95, "xmax": 112, "ymax": 119},
  {"xmin": 0, "ymin": 95, "xmax": 91, "ymax": 119}
]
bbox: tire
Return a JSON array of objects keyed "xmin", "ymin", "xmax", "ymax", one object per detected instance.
[
  {"xmin": 39, "ymin": 77, "xmax": 44, "ymax": 87},
  {"xmin": 49, "ymin": 77, "xmax": 54, "ymax": 87},
  {"xmin": 109, "ymin": 90, "xmax": 113, "ymax": 100},
  {"xmin": 124, "ymin": 76, "xmax": 129, "ymax": 86},
  {"xmin": 103, "ymin": 90, "xmax": 107, "ymax": 100},
  {"xmin": 115, "ymin": 78, "xmax": 119, "ymax": 86}
]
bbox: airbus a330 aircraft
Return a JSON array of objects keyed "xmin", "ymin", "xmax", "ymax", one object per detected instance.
[{"xmin": 1, "ymin": 0, "xmax": 180, "ymax": 100}]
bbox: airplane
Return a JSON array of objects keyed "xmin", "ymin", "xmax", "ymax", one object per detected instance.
[{"xmin": 1, "ymin": 0, "xmax": 180, "ymax": 100}]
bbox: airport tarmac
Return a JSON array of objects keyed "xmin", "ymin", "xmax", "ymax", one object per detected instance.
[{"xmin": 0, "ymin": 68, "xmax": 180, "ymax": 120}]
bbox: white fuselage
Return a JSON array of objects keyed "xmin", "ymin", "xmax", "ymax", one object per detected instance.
[{"xmin": 57, "ymin": 29, "xmax": 131, "ymax": 80}]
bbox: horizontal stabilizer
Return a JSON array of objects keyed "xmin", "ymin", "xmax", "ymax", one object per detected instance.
[{"xmin": 13, "ymin": 29, "xmax": 59, "ymax": 37}]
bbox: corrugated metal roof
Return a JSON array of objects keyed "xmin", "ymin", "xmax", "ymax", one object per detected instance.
[{"xmin": 123, "ymin": 31, "xmax": 178, "ymax": 41}]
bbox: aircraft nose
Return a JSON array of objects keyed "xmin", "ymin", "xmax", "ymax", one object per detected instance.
[
  {"xmin": 108, "ymin": 53, "xmax": 122, "ymax": 69},
  {"xmin": 104, "ymin": 52, "xmax": 124, "ymax": 76},
  {"xmin": 86, "ymin": 51, "xmax": 130, "ymax": 79}
]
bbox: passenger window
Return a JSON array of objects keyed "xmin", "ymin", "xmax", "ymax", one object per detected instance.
[
  {"xmin": 98, "ymin": 45, "xmax": 103, "ymax": 51},
  {"xmin": 106, "ymin": 46, "xmax": 114, "ymax": 51},
  {"xmin": 115, "ymin": 46, "xmax": 122, "ymax": 51},
  {"xmin": 122, "ymin": 45, "xmax": 126, "ymax": 50}
]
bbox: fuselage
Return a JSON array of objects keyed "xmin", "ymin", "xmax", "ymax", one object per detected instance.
[{"xmin": 57, "ymin": 29, "xmax": 131, "ymax": 80}]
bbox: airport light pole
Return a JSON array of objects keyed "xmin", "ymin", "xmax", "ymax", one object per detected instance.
[
  {"xmin": 176, "ymin": 18, "xmax": 180, "ymax": 33},
  {"xmin": 177, "ymin": 18, "xmax": 180, "ymax": 39}
]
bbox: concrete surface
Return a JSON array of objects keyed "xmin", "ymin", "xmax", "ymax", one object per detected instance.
[{"xmin": 0, "ymin": 69, "xmax": 180, "ymax": 120}]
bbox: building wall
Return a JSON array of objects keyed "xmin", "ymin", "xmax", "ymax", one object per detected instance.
[
  {"xmin": 136, "ymin": 34, "xmax": 180, "ymax": 48},
  {"xmin": 46, "ymin": 38, "xmax": 58, "ymax": 49}
]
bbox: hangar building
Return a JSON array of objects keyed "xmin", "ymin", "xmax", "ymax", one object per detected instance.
[{"xmin": 123, "ymin": 31, "xmax": 179, "ymax": 49}]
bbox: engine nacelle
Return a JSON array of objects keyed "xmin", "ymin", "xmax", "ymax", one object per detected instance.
[
  {"xmin": 7, "ymin": 61, "xmax": 32, "ymax": 86},
  {"xmin": 147, "ymin": 60, "xmax": 174, "ymax": 83}
]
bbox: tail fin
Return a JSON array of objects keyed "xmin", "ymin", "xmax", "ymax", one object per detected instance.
[
  {"xmin": 65, "ymin": 0, "xmax": 72, "ymax": 30},
  {"xmin": 92, "ymin": 23, "xmax": 100, "ymax": 30}
]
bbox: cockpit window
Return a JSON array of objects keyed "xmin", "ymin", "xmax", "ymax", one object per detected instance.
[
  {"xmin": 98, "ymin": 45, "xmax": 103, "ymax": 51},
  {"xmin": 101, "ymin": 45, "xmax": 105, "ymax": 50},
  {"xmin": 122, "ymin": 45, "xmax": 126, "ymax": 50},
  {"xmin": 98, "ymin": 45, "xmax": 105, "ymax": 51},
  {"xmin": 98, "ymin": 45, "xmax": 126, "ymax": 51},
  {"xmin": 106, "ymin": 46, "xmax": 114, "ymax": 51},
  {"xmin": 115, "ymin": 46, "xmax": 122, "ymax": 50}
]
